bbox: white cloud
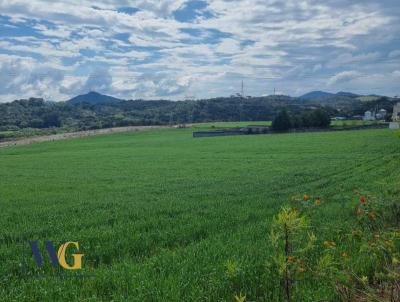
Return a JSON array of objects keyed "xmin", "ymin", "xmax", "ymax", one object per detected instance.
[
  {"xmin": 0, "ymin": 54, "xmax": 67, "ymax": 100},
  {"xmin": 34, "ymin": 23, "xmax": 71, "ymax": 38},
  {"xmin": 0, "ymin": 0, "xmax": 399, "ymax": 101},
  {"xmin": 215, "ymin": 38, "xmax": 241, "ymax": 54},
  {"xmin": 327, "ymin": 71, "xmax": 360, "ymax": 86},
  {"xmin": 327, "ymin": 52, "xmax": 380, "ymax": 68}
]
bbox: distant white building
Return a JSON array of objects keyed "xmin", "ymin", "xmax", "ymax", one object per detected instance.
[
  {"xmin": 363, "ymin": 108, "xmax": 387, "ymax": 121},
  {"xmin": 363, "ymin": 111, "xmax": 375, "ymax": 121},
  {"xmin": 393, "ymin": 103, "xmax": 400, "ymax": 122},
  {"xmin": 375, "ymin": 109, "xmax": 387, "ymax": 120},
  {"xmin": 389, "ymin": 102, "xmax": 400, "ymax": 129}
]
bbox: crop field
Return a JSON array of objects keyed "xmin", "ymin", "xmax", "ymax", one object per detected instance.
[{"xmin": 0, "ymin": 127, "xmax": 399, "ymax": 301}]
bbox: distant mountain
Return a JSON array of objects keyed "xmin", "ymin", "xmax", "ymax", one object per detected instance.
[
  {"xmin": 68, "ymin": 91, "xmax": 124, "ymax": 105},
  {"xmin": 299, "ymin": 91, "xmax": 334, "ymax": 100},
  {"xmin": 336, "ymin": 91, "xmax": 359, "ymax": 97},
  {"xmin": 299, "ymin": 91, "xmax": 362, "ymax": 100}
]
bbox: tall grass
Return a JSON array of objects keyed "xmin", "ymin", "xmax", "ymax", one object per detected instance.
[{"xmin": 0, "ymin": 128, "xmax": 399, "ymax": 301}]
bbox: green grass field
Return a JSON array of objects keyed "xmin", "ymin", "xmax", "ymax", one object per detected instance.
[
  {"xmin": 356, "ymin": 96, "xmax": 381, "ymax": 102},
  {"xmin": 0, "ymin": 128, "xmax": 399, "ymax": 301},
  {"xmin": 189, "ymin": 121, "xmax": 272, "ymax": 130}
]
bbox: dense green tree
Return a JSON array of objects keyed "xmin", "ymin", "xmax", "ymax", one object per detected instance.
[
  {"xmin": 272, "ymin": 109, "xmax": 292, "ymax": 131},
  {"xmin": 272, "ymin": 108, "xmax": 331, "ymax": 131},
  {"xmin": 310, "ymin": 109, "xmax": 330, "ymax": 127},
  {"xmin": 42, "ymin": 112, "xmax": 61, "ymax": 128}
]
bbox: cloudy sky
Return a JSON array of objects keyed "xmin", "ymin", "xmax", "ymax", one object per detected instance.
[{"xmin": 0, "ymin": 0, "xmax": 399, "ymax": 102}]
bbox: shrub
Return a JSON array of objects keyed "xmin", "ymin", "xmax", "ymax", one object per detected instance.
[
  {"xmin": 268, "ymin": 193, "xmax": 399, "ymax": 301},
  {"xmin": 310, "ymin": 109, "xmax": 331, "ymax": 127},
  {"xmin": 272, "ymin": 109, "xmax": 331, "ymax": 131},
  {"xmin": 268, "ymin": 207, "xmax": 316, "ymax": 302},
  {"xmin": 272, "ymin": 109, "xmax": 292, "ymax": 131}
]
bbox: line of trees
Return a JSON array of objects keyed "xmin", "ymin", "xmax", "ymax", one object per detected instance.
[
  {"xmin": 0, "ymin": 96, "xmax": 315, "ymax": 131},
  {"xmin": 272, "ymin": 109, "xmax": 331, "ymax": 131},
  {"xmin": 0, "ymin": 95, "xmax": 396, "ymax": 133}
]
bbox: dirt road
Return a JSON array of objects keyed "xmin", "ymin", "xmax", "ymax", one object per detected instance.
[{"xmin": 0, "ymin": 125, "xmax": 174, "ymax": 148}]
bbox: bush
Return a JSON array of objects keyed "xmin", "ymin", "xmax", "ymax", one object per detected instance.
[
  {"xmin": 272, "ymin": 109, "xmax": 292, "ymax": 131},
  {"xmin": 42, "ymin": 113, "xmax": 61, "ymax": 128},
  {"xmin": 310, "ymin": 109, "xmax": 331, "ymax": 128},
  {"xmin": 272, "ymin": 109, "xmax": 331, "ymax": 131}
]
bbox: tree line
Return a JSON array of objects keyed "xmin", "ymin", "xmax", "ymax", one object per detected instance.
[
  {"xmin": 0, "ymin": 95, "xmax": 397, "ymax": 133},
  {"xmin": 272, "ymin": 108, "xmax": 331, "ymax": 131}
]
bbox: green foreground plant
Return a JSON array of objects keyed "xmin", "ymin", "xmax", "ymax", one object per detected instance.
[{"xmin": 261, "ymin": 195, "xmax": 400, "ymax": 302}]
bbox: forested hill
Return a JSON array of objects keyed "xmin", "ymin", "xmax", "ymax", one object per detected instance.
[{"xmin": 0, "ymin": 93, "xmax": 397, "ymax": 131}]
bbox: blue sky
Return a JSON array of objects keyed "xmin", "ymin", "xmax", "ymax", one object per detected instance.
[{"xmin": 0, "ymin": 0, "xmax": 399, "ymax": 102}]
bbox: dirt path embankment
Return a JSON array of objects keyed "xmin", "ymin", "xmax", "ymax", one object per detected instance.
[{"xmin": 0, "ymin": 125, "xmax": 173, "ymax": 148}]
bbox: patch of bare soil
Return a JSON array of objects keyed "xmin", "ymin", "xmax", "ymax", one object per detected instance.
[{"xmin": 0, "ymin": 125, "xmax": 174, "ymax": 148}]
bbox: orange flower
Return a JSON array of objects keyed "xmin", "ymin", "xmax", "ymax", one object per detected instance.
[
  {"xmin": 302, "ymin": 194, "xmax": 310, "ymax": 201},
  {"xmin": 287, "ymin": 256, "xmax": 295, "ymax": 263},
  {"xmin": 359, "ymin": 197, "xmax": 366, "ymax": 203},
  {"xmin": 299, "ymin": 267, "xmax": 305, "ymax": 273}
]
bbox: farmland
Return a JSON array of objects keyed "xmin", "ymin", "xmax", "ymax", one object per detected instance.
[{"xmin": 0, "ymin": 127, "xmax": 399, "ymax": 301}]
